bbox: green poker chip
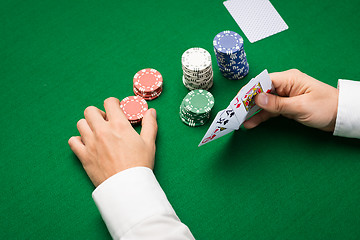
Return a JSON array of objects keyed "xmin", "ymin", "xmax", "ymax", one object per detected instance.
[
  {"xmin": 179, "ymin": 89, "xmax": 215, "ymax": 127},
  {"xmin": 179, "ymin": 114, "xmax": 207, "ymax": 127},
  {"xmin": 183, "ymin": 89, "xmax": 215, "ymax": 114},
  {"xmin": 180, "ymin": 102, "xmax": 209, "ymax": 118}
]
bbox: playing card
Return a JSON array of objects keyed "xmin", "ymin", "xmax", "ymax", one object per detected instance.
[
  {"xmin": 216, "ymin": 106, "xmax": 240, "ymax": 130},
  {"xmin": 223, "ymin": 0, "xmax": 288, "ymax": 43},
  {"xmin": 230, "ymin": 69, "xmax": 273, "ymax": 125},
  {"xmin": 198, "ymin": 110, "xmax": 235, "ymax": 147},
  {"xmin": 199, "ymin": 69, "xmax": 274, "ymax": 147}
]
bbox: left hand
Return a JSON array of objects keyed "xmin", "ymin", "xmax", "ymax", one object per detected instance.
[{"xmin": 68, "ymin": 97, "xmax": 158, "ymax": 187}]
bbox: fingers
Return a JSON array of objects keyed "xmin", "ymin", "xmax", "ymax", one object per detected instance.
[
  {"xmin": 103, "ymin": 97, "xmax": 129, "ymax": 125},
  {"xmin": 68, "ymin": 136, "xmax": 87, "ymax": 160},
  {"xmin": 84, "ymin": 106, "xmax": 106, "ymax": 131},
  {"xmin": 99, "ymin": 109, "xmax": 106, "ymax": 119},
  {"xmin": 269, "ymin": 69, "xmax": 315, "ymax": 97},
  {"xmin": 255, "ymin": 92, "xmax": 303, "ymax": 116},
  {"xmin": 140, "ymin": 109, "xmax": 158, "ymax": 147},
  {"xmin": 243, "ymin": 110, "xmax": 279, "ymax": 129},
  {"xmin": 269, "ymin": 69, "xmax": 301, "ymax": 87},
  {"xmin": 77, "ymin": 119, "xmax": 92, "ymax": 144}
]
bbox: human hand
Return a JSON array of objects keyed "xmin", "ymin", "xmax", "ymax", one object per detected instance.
[
  {"xmin": 68, "ymin": 97, "xmax": 158, "ymax": 187},
  {"xmin": 243, "ymin": 69, "xmax": 339, "ymax": 132}
]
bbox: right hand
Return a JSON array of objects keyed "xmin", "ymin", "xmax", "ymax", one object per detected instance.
[{"xmin": 243, "ymin": 69, "xmax": 339, "ymax": 132}]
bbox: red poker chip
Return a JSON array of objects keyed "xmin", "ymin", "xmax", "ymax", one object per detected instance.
[
  {"xmin": 134, "ymin": 84, "xmax": 163, "ymax": 93},
  {"xmin": 142, "ymin": 96, "xmax": 160, "ymax": 101},
  {"xmin": 134, "ymin": 87, "xmax": 162, "ymax": 95},
  {"xmin": 134, "ymin": 92, "xmax": 161, "ymax": 100},
  {"xmin": 120, "ymin": 96, "xmax": 148, "ymax": 122},
  {"xmin": 133, "ymin": 86, "xmax": 162, "ymax": 96},
  {"xmin": 133, "ymin": 87, "xmax": 162, "ymax": 100},
  {"xmin": 133, "ymin": 68, "xmax": 163, "ymax": 93},
  {"xmin": 134, "ymin": 92, "xmax": 161, "ymax": 99},
  {"xmin": 134, "ymin": 87, "xmax": 162, "ymax": 94},
  {"xmin": 129, "ymin": 119, "xmax": 142, "ymax": 125}
]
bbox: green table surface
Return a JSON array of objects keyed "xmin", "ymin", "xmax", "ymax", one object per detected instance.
[{"xmin": 1, "ymin": 0, "xmax": 360, "ymax": 239}]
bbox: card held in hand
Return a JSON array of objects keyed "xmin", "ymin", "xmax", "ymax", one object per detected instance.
[
  {"xmin": 198, "ymin": 110, "xmax": 235, "ymax": 147},
  {"xmin": 215, "ymin": 107, "xmax": 240, "ymax": 130},
  {"xmin": 199, "ymin": 69, "xmax": 274, "ymax": 147}
]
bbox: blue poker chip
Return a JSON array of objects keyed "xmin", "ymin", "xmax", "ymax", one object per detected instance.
[
  {"xmin": 214, "ymin": 47, "xmax": 245, "ymax": 56},
  {"xmin": 216, "ymin": 57, "xmax": 248, "ymax": 67},
  {"xmin": 218, "ymin": 63, "xmax": 248, "ymax": 72},
  {"xmin": 219, "ymin": 67, "xmax": 249, "ymax": 76},
  {"xmin": 213, "ymin": 30, "xmax": 249, "ymax": 80},
  {"xmin": 213, "ymin": 30, "xmax": 244, "ymax": 54},
  {"xmin": 220, "ymin": 71, "xmax": 249, "ymax": 80},
  {"xmin": 216, "ymin": 57, "xmax": 248, "ymax": 69},
  {"xmin": 218, "ymin": 62, "xmax": 249, "ymax": 80}
]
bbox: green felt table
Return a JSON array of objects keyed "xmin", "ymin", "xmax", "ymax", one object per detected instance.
[{"xmin": 1, "ymin": 0, "xmax": 360, "ymax": 239}]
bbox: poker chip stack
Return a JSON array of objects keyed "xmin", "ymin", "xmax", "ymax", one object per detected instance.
[
  {"xmin": 179, "ymin": 89, "xmax": 215, "ymax": 127},
  {"xmin": 181, "ymin": 48, "xmax": 214, "ymax": 91},
  {"xmin": 120, "ymin": 96, "xmax": 148, "ymax": 125},
  {"xmin": 213, "ymin": 30, "xmax": 249, "ymax": 80},
  {"xmin": 133, "ymin": 68, "xmax": 163, "ymax": 100}
]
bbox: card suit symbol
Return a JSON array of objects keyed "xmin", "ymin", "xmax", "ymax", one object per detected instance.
[{"xmin": 217, "ymin": 118, "xmax": 225, "ymax": 124}]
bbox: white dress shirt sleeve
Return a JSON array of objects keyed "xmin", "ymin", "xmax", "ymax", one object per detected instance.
[
  {"xmin": 92, "ymin": 167, "xmax": 195, "ymax": 240},
  {"xmin": 334, "ymin": 79, "xmax": 360, "ymax": 139}
]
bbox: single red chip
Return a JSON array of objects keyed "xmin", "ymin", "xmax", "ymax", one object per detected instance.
[
  {"xmin": 133, "ymin": 86, "xmax": 162, "ymax": 95},
  {"xmin": 120, "ymin": 96, "xmax": 148, "ymax": 122},
  {"xmin": 133, "ymin": 86, "xmax": 162, "ymax": 100},
  {"xmin": 133, "ymin": 68, "xmax": 163, "ymax": 93}
]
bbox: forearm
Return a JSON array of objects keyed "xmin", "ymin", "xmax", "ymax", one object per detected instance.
[{"xmin": 92, "ymin": 167, "xmax": 195, "ymax": 240}]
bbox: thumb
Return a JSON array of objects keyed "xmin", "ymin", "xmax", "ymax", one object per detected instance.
[
  {"xmin": 255, "ymin": 93, "xmax": 301, "ymax": 116},
  {"xmin": 140, "ymin": 108, "xmax": 158, "ymax": 146}
]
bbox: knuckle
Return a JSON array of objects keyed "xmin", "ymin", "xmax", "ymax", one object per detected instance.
[
  {"xmin": 289, "ymin": 69, "xmax": 301, "ymax": 75},
  {"xmin": 94, "ymin": 126, "xmax": 108, "ymax": 138},
  {"xmin": 111, "ymin": 119, "xmax": 127, "ymax": 129},
  {"xmin": 148, "ymin": 119, "xmax": 158, "ymax": 131},
  {"xmin": 289, "ymin": 69, "xmax": 305, "ymax": 82},
  {"xmin": 274, "ymin": 97, "xmax": 283, "ymax": 113},
  {"xmin": 152, "ymin": 119, "xmax": 158, "ymax": 130},
  {"xmin": 110, "ymin": 117, "xmax": 121, "ymax": 125},
  {"xmin": 112, "ymin": 116, "xmax": 129, "ymax": 127}
]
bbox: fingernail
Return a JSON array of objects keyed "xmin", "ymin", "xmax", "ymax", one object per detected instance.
[
  {"xmin": 150, "ymin": 109, "xmax": 156, "ymax": 118},
  {"xmin": 257, "ymin": 93, "xmax": 268, "ymax": 106}
]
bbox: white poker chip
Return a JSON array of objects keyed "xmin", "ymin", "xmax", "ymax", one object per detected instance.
[
  {"xmin": 181, "ymin": 47, "xmax": 214, "ymax": 91},
  {"xmin": 181, "ymin": 47, "xmax": 212, "ymax": 72}
]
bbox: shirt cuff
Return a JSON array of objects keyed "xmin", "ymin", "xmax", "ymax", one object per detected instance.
[
  {"xmin": 92, "ymin": 167, "xmax": 178, "ymax": 239},
  {"xmin": 334, "ymin": 79, "xmax": 360, "ymax": 139}
]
